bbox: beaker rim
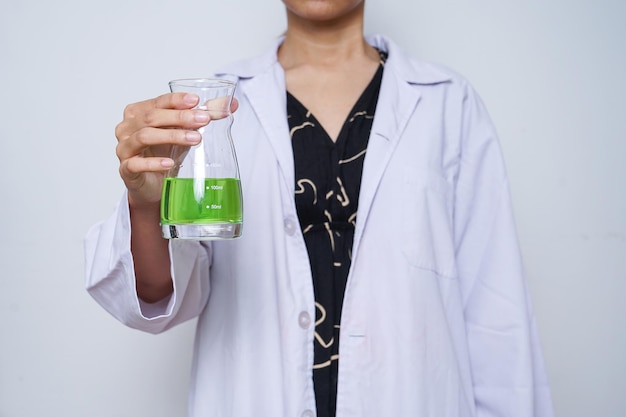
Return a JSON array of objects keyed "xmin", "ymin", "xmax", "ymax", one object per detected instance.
[{"xmin": 169, "ymin": 78, "xmax": 237, "ymax": 89}]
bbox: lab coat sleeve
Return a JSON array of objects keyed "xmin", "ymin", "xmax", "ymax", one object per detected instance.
[
  {"xmin": 84, "ymin": 192, "xmax": 212, "ymax": 334},
  {"xmin": 453, "ymin": 84, "xmax": 554, "ymax": 417}
]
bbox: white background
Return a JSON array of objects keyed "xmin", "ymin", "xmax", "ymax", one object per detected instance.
[{"xmin": 1, "ymin": 1, "xmax": 625, "ymax": 416}]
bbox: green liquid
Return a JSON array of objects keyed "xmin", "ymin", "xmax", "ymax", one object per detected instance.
[{"xmin": 161, "ymin": 178, "xmax": 242, "ymax": 225}]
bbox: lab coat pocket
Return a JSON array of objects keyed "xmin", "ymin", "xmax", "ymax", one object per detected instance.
[{"xmin": 401, "ymin": 170, "xmax": 458, "ymax": 279}]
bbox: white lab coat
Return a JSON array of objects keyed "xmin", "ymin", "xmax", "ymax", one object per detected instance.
[{"xmin": 85, "ymin": 35, "xmax": 554, "ymax": 417}]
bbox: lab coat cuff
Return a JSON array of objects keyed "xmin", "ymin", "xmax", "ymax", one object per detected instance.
[
  {"xmin": 137, "ymin": 295, "xmax": 175, "ymax": 319},
  {"xmin": 114, "ymin": 193, "xmax": 177, "ymax": 320}
]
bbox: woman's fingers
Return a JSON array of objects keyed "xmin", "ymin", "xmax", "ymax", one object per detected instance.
[
  {"xmin": 121, "ymin": 106, "xmax": 210, "ymax": 132},
  {"xmin": 120, "ymin": 155, "xmax": 174, "ymax": 180},
  {"xmin": 113, "ymin": 92, "xmax": 240, "ymax": 202},
  {"xmin": 153, "ymin": 92, "xmax": 200, "ymax": 110},
  {"xmin": 116, "ymin": 94, "xmax": 240, "ymax": 141},
  {"xmin": 116, "ymin": 127, "xmax": 200, "ymax": 161},
  {"xmin": 117, "ymin": 93, "xmax": 201, "ymax": 138},
  {"xmin": 200, "ymin": 96, "xmax": 240, "ymax": 119},
  {"xmin": 119, "ymin": 155, "xmax": 171, "ymax": 205}
]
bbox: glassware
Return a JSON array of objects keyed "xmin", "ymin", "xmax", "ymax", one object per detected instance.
[{"xmin": 161, "ymin": 78, "xmax": 242, "ymax": 240}]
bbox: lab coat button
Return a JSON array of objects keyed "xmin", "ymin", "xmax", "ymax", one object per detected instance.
[
  {"xmin": 302, "ymin": 410, "xmax": 315, "ymax": 417},
  {"xmin": 284, "ymin": 219, "xmax": 297, "ymax": 236},
  {"xmin": 298, "ymin": 311, "xmax": 311, "ymax": 329}
]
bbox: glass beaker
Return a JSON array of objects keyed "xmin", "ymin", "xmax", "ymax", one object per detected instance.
[{"xmin": 161, "ymin": 78, "xmax": 242, "ymax": 240}]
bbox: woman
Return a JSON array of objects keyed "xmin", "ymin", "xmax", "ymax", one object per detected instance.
[{"xmin": 86, "ymin": 1, "xmax": 554, "ymax": 416}]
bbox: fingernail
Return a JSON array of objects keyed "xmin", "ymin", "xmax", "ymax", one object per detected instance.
[
  {"xmin": 194, "ymin": 111, "xmax": 210, "ymax": 123},
  {"xmin": 186, "ymin": 131, "xmax": 201, "ymax": 143},
  {"xmin": 183, "ymin": 94, "xmax": 198, "ymax": 106},
  {"xmin": 160, "ymin": 159, "xmax": 174, "ymax": 168}
]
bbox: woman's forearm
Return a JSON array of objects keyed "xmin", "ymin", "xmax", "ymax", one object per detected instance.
[{"xmin": 129, "ymin": 202, "xmax": 173, "ymax": 303}]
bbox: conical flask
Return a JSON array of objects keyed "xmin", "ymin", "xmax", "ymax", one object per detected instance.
[{"xmin": 161, "ymin": 78, "xmax": 242, "ymax": 240}]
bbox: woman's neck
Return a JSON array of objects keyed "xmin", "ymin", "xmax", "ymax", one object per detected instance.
[{"xmin": 278, "ymin": 6, "xmax": 377, "ymax": 70}]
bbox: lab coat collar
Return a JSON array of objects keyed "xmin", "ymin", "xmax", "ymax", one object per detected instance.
[
  {"xmin": 214, "ymin": 35, "xmax": 452, "ymax": 262},
  {"xmin": 216, "ymin": 34, "xmax": 452, "ymax": 86}
]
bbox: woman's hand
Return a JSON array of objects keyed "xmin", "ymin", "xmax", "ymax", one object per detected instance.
[
  {"xmin": 114, "ymin": 92, "xmax": 238, "ymax": 302},
  {"xmin": 115, "ymin": 92, "xmax": 239, "ymax": 208}
]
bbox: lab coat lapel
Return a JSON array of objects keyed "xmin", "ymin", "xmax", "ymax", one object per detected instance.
[
  {"xmin": 352, "ymin": 65, "xmax": 422, "ymax": 260},
  {"xmin": 240, "ymin": 64, "xmax": 294, "ymax": 193}
]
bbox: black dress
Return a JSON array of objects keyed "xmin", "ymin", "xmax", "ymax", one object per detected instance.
[{"xmin": 287, "ymin": 51, "xmax": 387, "ymax": 417}]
